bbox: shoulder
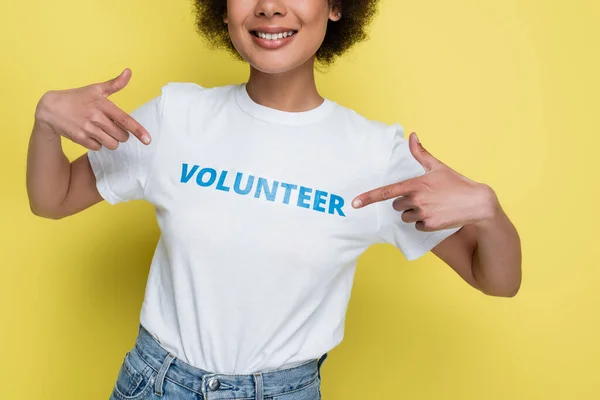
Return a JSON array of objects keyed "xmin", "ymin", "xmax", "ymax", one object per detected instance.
[
  {"xmin": 152, "ymin": 82, "xmax": 240, "ymax": 123},
  {"xmin": 159, "ymin": 82, "xmax": 237, "ymax": 105},
  {"xmin": 328, "ymin": 100, "xmax": 406, "ymax": 149}
]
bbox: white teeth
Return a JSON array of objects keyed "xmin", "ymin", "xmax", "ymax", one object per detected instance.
[{"xmin": 256, "ymin": 31, "xmax": 295, "ymax": 40}]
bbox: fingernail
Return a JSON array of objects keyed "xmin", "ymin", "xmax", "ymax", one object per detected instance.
[
  {"xmin": 142, "ymin": 136, "xmax": 151, "ymax": 144},
  {"xmin": 352, "ymin": 199, "xmax": 363, "ymax": 208},
  {"xmin": 413, "ymin": 132, "xmax": 419, "ymax": 143}
]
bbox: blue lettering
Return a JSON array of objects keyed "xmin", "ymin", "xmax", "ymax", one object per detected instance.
[
  {"xmin": 234, "ymin": 173, "xmax": 255, "ymax": 195},
  {"xmin": 180, "ymin": 163, "xmax": 199, "ymax": 183},
  {"xmin": 196, "ymin": 168, "xmax": 217, "ymax": 187},
  {"xmin": 280, "ymin": 182, "xmax": 298, "ymax": 205},
  {"xmin": 254, "ymin": 178, "xmax": 279, "ymax": 202},
  {"xmin": 178, "ymin": 164, "xmax": 347, "ymax": 217},
  {"xmin": 216, "ymin": 170, "xmax": 231, "ymax": 192},
  {"xmin": 313, "ymin": 190, "xmax": 328, "ymax": 213},
  {"xmin": 297, "ymin": 186, "xmax": 313, "ymax": 209},
  {"xmin": 329, "ymin": 194, "xmax": 346, "ymax": 216}
]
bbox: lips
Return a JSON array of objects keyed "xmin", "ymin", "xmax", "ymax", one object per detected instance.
[
  {"xmin": 250, "ymin": 26, "xmax": 297, "ymax": 34},
  {"xmin": 252, "ymin": 30, "xmax": 297, "ymax": 40},
  {"xmin": 249, "ymin": 27, "xmax": 298, "ymax": 49}
]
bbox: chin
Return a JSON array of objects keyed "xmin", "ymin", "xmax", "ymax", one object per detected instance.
[
  {"xmin": 247, "ymin": 56, "xmax": 308, "ymax": 75},
  {"xmin": 232, "ymin": 37, "xmax": 317, "ymax": 75}
]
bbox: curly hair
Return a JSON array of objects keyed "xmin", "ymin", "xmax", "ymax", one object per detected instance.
[{"xmin": 192, "ymin": 0, "xmax": 380, "ymax": 66}]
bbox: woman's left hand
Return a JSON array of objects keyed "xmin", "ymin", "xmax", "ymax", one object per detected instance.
[{"xmin": 351, "ymin": 132, "xmax": 499, "ymax": 232}]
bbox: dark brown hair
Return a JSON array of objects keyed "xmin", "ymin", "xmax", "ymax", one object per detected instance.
[{"xmin": 193, "ymin": 0, "xmax": 380, "ymax": 65}]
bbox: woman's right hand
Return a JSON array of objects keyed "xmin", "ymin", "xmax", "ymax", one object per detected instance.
[{"xmin": 34, "ymin": 68, "xmax": 151, "ymax": 151}]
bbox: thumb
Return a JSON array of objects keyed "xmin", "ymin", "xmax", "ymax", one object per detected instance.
[
  {"xmin": 98, "ymin": 68, "xmax": 132, "ymax": 97},
  {"xmin": 408, "ymin": 132, "xmax": 439, "ymax": 172}
]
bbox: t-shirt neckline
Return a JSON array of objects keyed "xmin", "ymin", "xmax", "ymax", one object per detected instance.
[{"xmin": 235, "ymin": 83, "xmax": 336, "ymax": 126}]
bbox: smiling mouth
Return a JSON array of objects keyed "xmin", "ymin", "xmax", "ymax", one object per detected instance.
[{"xmin": 251, "ymin": 30, "xmax": 298, "ymax": 40}]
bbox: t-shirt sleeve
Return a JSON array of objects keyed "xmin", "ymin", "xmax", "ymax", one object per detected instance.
[
  {"xmin": 375, "ymin": 124, "xmax": 461, "ymax": 261},
  {"xmin": 87, "ymin": 93, "xmax": 163, "ymax": 205}
]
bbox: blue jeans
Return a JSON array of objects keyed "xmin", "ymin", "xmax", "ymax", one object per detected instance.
[{"xmin": 109, "ymin": 323, "xmax": 328, "ymax": 400}]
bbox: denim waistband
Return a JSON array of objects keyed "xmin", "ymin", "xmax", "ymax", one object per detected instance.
[{"xmin": 132, "ymin": 323, "xmax": 328, "ymax": 400}]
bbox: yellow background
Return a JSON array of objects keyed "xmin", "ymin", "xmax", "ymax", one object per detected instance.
[{"xmin": 1, "ymin": 0, "xmax": 598, "ymax": 398}]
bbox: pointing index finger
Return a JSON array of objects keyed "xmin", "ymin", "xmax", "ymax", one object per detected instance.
[
  {"xmin": 352, "ymin": 178, "xmax": 417, "ymax": 208},
  {"xmin": 102, "ymin": 100, "xmax": 151, "ymax": 144}
]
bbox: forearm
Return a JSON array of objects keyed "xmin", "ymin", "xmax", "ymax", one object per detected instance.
[
  {"xmin": 471, "ymin": 195, "xmax": 522, "ymax": 297},
  {"xmin": 26, "ymin": 95, "xmax": 71, "ymax": 218}
]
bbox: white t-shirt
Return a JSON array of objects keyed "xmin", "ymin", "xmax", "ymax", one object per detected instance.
[{"xmin": 87, "ymin": 82, "xmax": 460, "ymax": 374}]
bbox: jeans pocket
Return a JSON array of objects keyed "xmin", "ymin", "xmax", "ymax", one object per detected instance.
[
  {"xmin": 268, "ymin": 375, "xmax": 321, "ymax": 400},
  {"xmin": 111, "ymin": 350, "xmax": 156, "ymax": 400}
]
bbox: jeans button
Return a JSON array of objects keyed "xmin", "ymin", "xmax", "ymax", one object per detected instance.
[{"xmin": 208, "ymin": 378, "xmax": 220, "ymax": 391}]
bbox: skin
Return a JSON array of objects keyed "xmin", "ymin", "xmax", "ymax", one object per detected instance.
[
  {"xmin": 353, "ymin": 133, "xmax": 522, "ymax": 297},
  {"xmin": 26, "ymin": 0, "xmax": 522, "ymax": 297},
  {"xmin": 225, "ymin": 0, "xmax": 341, "ymax": 111},
  {"xmin": 27, "ymin": 69, "xmax": 149, "ymax": 219}
]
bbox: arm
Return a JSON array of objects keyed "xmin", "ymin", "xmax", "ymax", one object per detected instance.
[
  {"xmin": 26, "ymin": 109, "xmax": 103, "ymax": 219},
  {"xmin": 352, "ymin": 132, "xmax": 522, "ymax": 297},
  {"xmin": 431, "ymin": 187, "xmax": 522, "ymax": 297},
  {"xmin": 26, "ymin": 68, "xmax": 151, "ymax": 219}
]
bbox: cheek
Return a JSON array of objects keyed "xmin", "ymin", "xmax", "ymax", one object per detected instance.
[
  {"xmin": 299, "ymin": 6, "xmax": 331, "ymax": 46},
  {"xmin": 226, "ymin": 20, "xmax": 251, "ymax": 57},
  {"xmin": 299, "ymin": 19, "xmax": 328, "ymax": 55},
  {"xmin": 224, "ymin": 3, "xmax": 252, "ymax": 46}
]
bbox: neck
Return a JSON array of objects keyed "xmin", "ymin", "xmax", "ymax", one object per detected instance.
[{"xmin": 245, "ymin": 57, "xmax": 323, "ymax": 112}]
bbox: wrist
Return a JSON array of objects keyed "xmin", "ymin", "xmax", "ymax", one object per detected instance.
[
  {"xmin": 34, "ymin": 92, "xmax": 59, "ymax": 138},
  {"xmin": 473, "ymin": 184, "xmax": 502, "ymax": 230}
]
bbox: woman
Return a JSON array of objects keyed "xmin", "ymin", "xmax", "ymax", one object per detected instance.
[{"xmin": 26, "ymin": 0, "xmax": 522, "ymax": 399}]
